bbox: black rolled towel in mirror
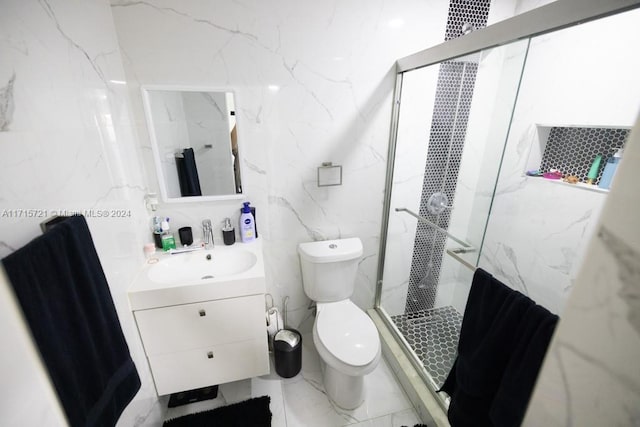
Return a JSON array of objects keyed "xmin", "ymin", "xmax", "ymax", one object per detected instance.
[{"xmin": 175, "ymin": 147, "xmax": 202, "ymax": 197}]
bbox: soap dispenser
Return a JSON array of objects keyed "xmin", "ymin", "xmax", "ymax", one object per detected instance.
[
  {"xmin": 599, "ymin": 148, "xmax": 623, "ymax": 190},
  {"xmin": 152, "ymin": 216, "xmax": 163, "ymax": 248},
  {"xmin": 239, "ymin": 202, "xmax": 256, "ymax": 243},
  {"xmin": 222, "ymin": 217, "xmax": 235, "ymax": 245}
]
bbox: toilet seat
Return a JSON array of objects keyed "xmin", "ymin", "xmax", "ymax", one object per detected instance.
[{"xmin": 315, "ymin": 300, "xmax": 380, "ymax": 372}]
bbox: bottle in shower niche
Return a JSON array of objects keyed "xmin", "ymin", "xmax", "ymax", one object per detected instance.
[
  {"xmin": 239, "ymin": 202, "xmax": 256, "ymax": 243},
  {"xmin": 599, "ymin": 148, "xmax": 623, "ymax": 189}
]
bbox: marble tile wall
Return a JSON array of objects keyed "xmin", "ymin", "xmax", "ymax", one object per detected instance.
[
  {"xmin": 478, "ymin": 8, "xmax": 640, "ymax": 314},
  {"xmin": 9, "ymin": 0, "xmax": 634, "ymax": 425},
  {"xmin": 523, "ymin": 113, "xmax": 640, "ymax": 427},
  {"xmin": 0, "ymin": 0, "xmax": 462, "ymax": 424},
  {"xmin": 0, "ymin": 0, "xmax": 162, "ymax": 424},
  {"xmin": 108, "ymin": 0, "xmax": 453, "ymax": 327},
  {"xmin": 0, "ymin": 270, "xmax": 67, "ymax": 425}
]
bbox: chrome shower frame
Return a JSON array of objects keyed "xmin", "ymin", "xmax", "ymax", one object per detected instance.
[{"xmin": 374, "ymin": 0, "xmax": 640, "ymax": 409}]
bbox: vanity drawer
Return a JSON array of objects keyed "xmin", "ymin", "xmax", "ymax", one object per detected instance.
[
  {"xmin": 148, "ymin": 338, "xmax": 270, "ymax": 396},
  {"xmin": 134, "ymin": 294, "xmax": 265, "ymax": 355}
]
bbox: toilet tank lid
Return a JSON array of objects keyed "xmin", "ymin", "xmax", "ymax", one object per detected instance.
[{"xmin": 298, "ymin": 238, "xmax": 363, "ymax": 263}]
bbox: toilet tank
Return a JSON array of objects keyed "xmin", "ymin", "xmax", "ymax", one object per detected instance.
[{"xmin": 298, "ymin": 238, "xmax": 363, "ymax": 302}]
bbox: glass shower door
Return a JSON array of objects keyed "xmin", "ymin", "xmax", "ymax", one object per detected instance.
[{"xmin": 378, "ymin": 38, "xmax": 530, "ymax": 393}]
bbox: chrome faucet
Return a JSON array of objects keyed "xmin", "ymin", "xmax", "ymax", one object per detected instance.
[{"xmin": 202, "ymin": 219, "xmax": 214, "ymax": 248}]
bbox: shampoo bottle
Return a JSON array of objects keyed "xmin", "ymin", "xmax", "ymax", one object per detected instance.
[
  {"xmin": 586, "ymin": 154, "xmax": 602, "ymax": 185},
  {"xmin": 598, "ymin": 148, "xmax": 623, "ymax": 190},
  {"xmin": 239, "ymin": 202, "xmax": 256, "ymax": 243}
]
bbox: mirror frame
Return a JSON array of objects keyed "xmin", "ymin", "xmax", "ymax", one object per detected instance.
[{"xmin": 141, "ymin": 84, "xmax": 244, "ymax": 203}]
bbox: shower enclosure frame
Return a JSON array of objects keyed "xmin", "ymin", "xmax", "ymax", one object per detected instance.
[{"xmin": 374, "ymin": 0, "xmax": 640, "ymax": 410}]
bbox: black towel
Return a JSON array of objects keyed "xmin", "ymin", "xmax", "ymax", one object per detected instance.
[
  {"xmin": 2, "ymin": 215, "xmax": 141, "ymax": 427},
  {"xmin": 440, "ymin": 268, "xmax": 558, "ymax": 427},
  {"xmin": 490, "ymin": 302, "xmax": 558, "ymax": 426},
  {"xmin": 176, "ymin": 147, "xmax": 202, "ymax": 197}
]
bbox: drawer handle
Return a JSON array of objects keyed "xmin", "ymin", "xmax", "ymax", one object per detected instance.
[
  {"xmin": 199, "ymin": 309, "xmax": 206, "ymax": 317},
  {"xmin": 207, "ymin": 351, "xmax": 214, "ymax": 359}
]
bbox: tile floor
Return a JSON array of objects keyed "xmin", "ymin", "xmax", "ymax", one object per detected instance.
[
  {"xmin": 156, "ymin": 330, "xmax": 422, "ymax": 427},
  {"xmin": 391, "ymin": 306, "xmax": 462, "ymax": 387}
]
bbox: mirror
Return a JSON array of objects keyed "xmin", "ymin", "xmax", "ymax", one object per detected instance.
[{"xmin": 142, "ymin": 86, "xmax": 243, "ymax": 202}]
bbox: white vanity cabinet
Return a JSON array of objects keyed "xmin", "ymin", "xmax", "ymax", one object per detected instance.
[
  {"xmin": 128, "ymin": 240, "xmax": 270, "ymax": 396},
  {"xmin": 133, "ymin": 293, "xmax": 269, "ymax": 395}
]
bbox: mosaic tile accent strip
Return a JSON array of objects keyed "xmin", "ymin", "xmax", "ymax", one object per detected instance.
[
  {"xmin": 539, "ymin": 127, "xmax": 629, "ymax": 185},
  {"xmin": 445, "ymin": 0, "xmax": 491, "ymax": 40},
  {"xmin": 405, "ymin": 61, "xmax": 479, "ymax": 314},
  {"xmin": 391, "ymin": 306, "xmax": 463, "ymax": 387},
  {"xmin": 404, "ymin": 0, "xmax": 491, "ymax": 315}
]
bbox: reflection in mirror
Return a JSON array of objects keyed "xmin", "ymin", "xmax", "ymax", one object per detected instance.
[{"xmin": 142, "ymin": 87, "xmax": 242, "ymax": 202}]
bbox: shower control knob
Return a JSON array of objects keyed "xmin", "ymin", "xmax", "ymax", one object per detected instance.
[{"xmin": 426, "ymin": 192, "xmax": 453, "ymax": 215}]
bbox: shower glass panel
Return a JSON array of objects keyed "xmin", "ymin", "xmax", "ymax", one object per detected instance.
[
  {"xmin": 378, "ymin": 39, "xmax": 529, "ymax": 394},
  {"xmin": 477, "ymin": 8, "xmax": 640, "ymax": 314}
]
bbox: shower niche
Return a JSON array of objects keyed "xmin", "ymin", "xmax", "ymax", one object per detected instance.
[{"xmin": 523, "ymin": 124, "xmax": 630, "ymax": 192}]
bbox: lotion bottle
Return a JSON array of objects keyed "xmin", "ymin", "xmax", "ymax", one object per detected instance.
[{"xmin": 239, "ymin": 202, "xmax": 256, "ymax": 243}]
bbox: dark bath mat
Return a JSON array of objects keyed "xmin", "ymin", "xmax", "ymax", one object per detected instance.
[{"xmin": 163, "ymin": 395, "xmax": 271, "ymax": 427}]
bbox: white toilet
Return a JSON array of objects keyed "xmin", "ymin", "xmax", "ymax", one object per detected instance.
[{"xmin": 298, "ymin": 237, "xmax": 381, "ymax": 409}]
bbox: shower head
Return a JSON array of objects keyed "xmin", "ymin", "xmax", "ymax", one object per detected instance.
[{"xmin": 461, "ymin": 22, "xmax": 475, "ymax": 35}]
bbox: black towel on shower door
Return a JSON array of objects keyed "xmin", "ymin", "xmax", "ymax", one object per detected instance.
[
  {"xmin": 439, "ymin": 268, "xmax": 558, "ymax": 427},
  {"xmin": 2, "ymin": 215, "xmax": 141, "ymax": 427},
  {"xmin": 490, "ymin": 301, "xmax": 558, "ymax": 426},
  {"xmin": 176, "ymin": 147, "xmax": 202, "ymax": 197}
]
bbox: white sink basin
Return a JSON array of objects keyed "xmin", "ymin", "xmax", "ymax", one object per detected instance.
[
  {"xmin": 128, "ymin": 239, "xmax": 266, "ymax": 310},
  {"xmin": 147, "ymin": 248, "xmax": 257, "ymax": 284}
]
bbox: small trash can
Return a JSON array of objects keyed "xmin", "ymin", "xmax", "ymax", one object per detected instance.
[{"xmin": 274, "ymin": 329, "xmax": 302, "ymax": 378}]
